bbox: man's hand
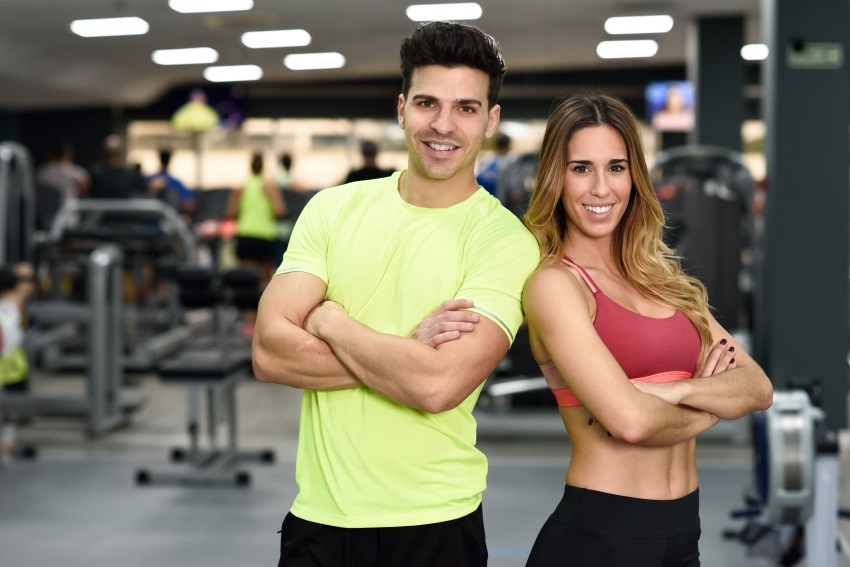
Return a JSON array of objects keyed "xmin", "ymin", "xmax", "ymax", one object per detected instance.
[
  {"xmin": 306, "ymin": 298, "xmax": 480, "ymax": 349},
  {"xmin": 304, "ymin": 300, "xmax": 345, "ymax": 337},
  {"xmin": 410, "ymin": 299, "xmax": 479, "ymax": 347}
]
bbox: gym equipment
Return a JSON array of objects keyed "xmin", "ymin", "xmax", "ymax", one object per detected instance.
[
  {"xmin": 725, "ymin": 382, "xmax": 843, "ymax": 566},
  {"xmin": 2, "ymin": 243, "xmax": 144, "ymax": 436},
  {"xmin": 36, "ymin": 198, "xmax": 200, "ymax": 372},
  {"xmin": 136, "ymin": 267, "xmax": 273, "ymax": 487},
  {"xmin": 0, "ymin": 142, "xmax": 36, "ymax": 265},
  {"xmin": 649, "ymin": 145, "xmax": 756, "ymax": 330}
]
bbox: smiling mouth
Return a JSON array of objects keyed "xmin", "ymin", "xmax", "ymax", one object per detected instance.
[
  {"xmin": 584, "ymin": 205, "xmax": 612, "ymax": 214},
  {"xmin": 426, "ymin": 142, "xmax": 458, "ymax": 151}
]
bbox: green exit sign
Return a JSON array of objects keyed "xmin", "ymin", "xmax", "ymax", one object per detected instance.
[{"xmin": 786, "ymin": 42, "xmax": 844, "ymax": 69}]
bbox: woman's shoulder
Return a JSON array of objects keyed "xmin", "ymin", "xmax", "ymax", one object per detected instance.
[{"xmin": 524, "ymin": 258, "xmax": 587, "ymax": 300}]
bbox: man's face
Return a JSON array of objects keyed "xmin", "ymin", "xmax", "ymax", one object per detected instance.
[{"xmin": 398, "ymin": 65, "xmax": 500, "ymax": 183}]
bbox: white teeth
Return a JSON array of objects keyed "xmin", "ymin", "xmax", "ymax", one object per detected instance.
[
  {"xmin": 428, "ymin": 142, "xmax": 456, "ymax": 151},
  {"xmin": 584, "ymin": 205, "xmax": 612, "ymax": 214}
]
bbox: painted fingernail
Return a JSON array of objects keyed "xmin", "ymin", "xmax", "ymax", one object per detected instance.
[
  {"xmin": 729, "ymin": 346, "xmax": 735, "ymax": 352},
  {"xmin": 720, "ymin": 339, "xmax": 727, "ymax": 345},
  {"xmin": 588, "ymin": 417, "xmax": 595, "ymax": 426},
  {"xmin": 730, "ymin": 358, "xmax": 736, "ymax": 364}
]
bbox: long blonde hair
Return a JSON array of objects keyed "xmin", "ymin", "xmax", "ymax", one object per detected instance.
[{"xmin": 524, "ymin": 92, "xmax": 712, "ymax": 364}]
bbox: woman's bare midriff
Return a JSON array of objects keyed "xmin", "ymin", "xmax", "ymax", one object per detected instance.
[{"xmin": 560, "ymin": 405, "xmax": 698, "ymax": 500}]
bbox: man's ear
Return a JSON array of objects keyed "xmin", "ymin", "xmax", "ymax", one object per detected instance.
[
  {"xmin": 485, "ymin": 104, "xmax": 501, "ymax": 138},
  {"xmin": 397, "ymin": 94, "xmax": 405, "ymax": 129}
]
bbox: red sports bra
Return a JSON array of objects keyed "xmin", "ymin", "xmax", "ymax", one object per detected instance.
[{"xmin": 540, "ymin": 255, "xmax": 701, "ymax": 407}]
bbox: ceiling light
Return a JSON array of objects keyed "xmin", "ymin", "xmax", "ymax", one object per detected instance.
[
  {"xmin": 406, "ymin": 3, "xmax": 482, "ymax": 22},
  {"xmin": 741, "ymin": 44, "xmax": 769, "ymax": 61},
  {"xmin": 152, "ymin": 47, "xmax": 218, "ymax": 65},
  {"xmin": 70, "ymin": 17, "xmax": 149, "ymax": 38},
  {"xmin": 204, "ymin": 64, "xmax": 263, "ymax": 82},
  {"xmin": 241, "ymin": 29, "xmax": 311, "ymax": 49},
  {"xmin": 597, "ymin": 40, "xmax": 659, "ymax": 59},
  {"xmin": 284, "ymin": 52, "xmax": 346, "ymax": 70},
  {"xmin": 169, "ymin": 0, "xmax": 253, "ymax": 14},
  {"xmin": 604, "ymin": 15, "xmax": 674, "ymax": 35}
]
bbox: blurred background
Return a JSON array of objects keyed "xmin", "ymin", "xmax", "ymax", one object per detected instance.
[{"xmin": 0, "ymin": 1, "xmax": 848, "ymax": 566}]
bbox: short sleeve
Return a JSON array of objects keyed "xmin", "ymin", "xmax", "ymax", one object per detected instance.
[
  {"xmin": 456, "ymin": 224, "xmax": 539, "ymax": 344},
  {"xmin": 275, "ymin": 190, "xmax": 332, "ymax": 283}
]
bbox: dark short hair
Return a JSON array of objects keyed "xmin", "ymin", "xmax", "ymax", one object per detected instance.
[
  {"xmin": 360, "ymin": 140, "xmax": 378, "ymax": 158},
  {"xmin": 159, "ymin": 150, "xmax": 172, "ymax": 169},
  {"xmin": 400, "ymin": 21, "xmax": 506, "ymax": 108},
  {"xmin": 280, "ymin": 153, "xmax": 292, "ymax": 170},
  {"xmin": 495, "ymin": 132, "xmax": 511, "ymax": 151},
  {"xmin": 250, "ymin": 153, "xmax": 263, "ymax": 175}
]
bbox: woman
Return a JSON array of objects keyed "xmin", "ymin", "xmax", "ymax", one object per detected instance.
[
  {"xmin": 522, "ymin": 92, "xmax": 773, "ymax": 566},
  {"xmin": 227, "ymin": 152, "xmax": 286, "ymax": 287}
]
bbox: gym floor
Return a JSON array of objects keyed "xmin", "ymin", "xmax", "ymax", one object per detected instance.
[{"xmin": 2, "ymin": 370, "xmax": 849, "ymax": 567}]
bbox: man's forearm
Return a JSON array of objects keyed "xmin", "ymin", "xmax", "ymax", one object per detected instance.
[
  {"xmin": 313, "ymin": 309, "xmax": 450, "ymax": 410},
  {"xmin": 252, "ymin": 320, "xmax": 361, "ymax": 391}
]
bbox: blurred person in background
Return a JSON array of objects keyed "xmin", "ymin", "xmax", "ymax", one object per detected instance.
[
  {"xmin": 37, "ymin": 141, "xmax": 89, "ymax": 205},
  {"xmin": 475, "ymin": 131, "xmax": 511, "ymax": 198},
  {"xmin": 343, "ymin": 139, "xmax": 394, "ymax": 183},
  {"xmin": 147, "ymin": 150, "xmax": 195, "ymax": 221},
  {"xmin": 227, "ymin": 152, "xmax": 286, "ymax": 288}
]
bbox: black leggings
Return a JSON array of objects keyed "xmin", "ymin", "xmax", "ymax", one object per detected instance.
[
  {"xmin": 277, "ymin": 505, "xmax": 487, "ymax": 567},
  {"xmin": 526, "ymin": 485, "xmax": 701, "ymax": 567}
]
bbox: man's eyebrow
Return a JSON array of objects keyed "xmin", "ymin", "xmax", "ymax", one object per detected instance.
[{"xmin": 410, "ymin": 94, "xmax": 483, "ymax": 107}]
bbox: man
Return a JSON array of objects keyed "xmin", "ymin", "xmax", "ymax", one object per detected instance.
[
  {"xmin": 475, "ymin": 131, "xmax": 511, "ymax": 198},
  {"xmin": 146, "ymin": 150, "xmax": 195, "ymax": 219},
  {"xmin": 88, "ymin": 135, "xmax": 147, "ymax": 199},
  {"xmin": 253, "ymin": 21, "xmax": 538, "ymax": 567},
  {"xmin": 343, "ymin": 139, "xmax": 394, "ymax": 183}
]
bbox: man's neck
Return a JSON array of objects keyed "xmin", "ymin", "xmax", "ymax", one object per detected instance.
[{"xmin": 398, "ymin": 169, "xmax": 480, "ymax": 209}]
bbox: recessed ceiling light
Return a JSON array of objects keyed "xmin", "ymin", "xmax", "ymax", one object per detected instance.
[
  {"xmin": 204, "ymin": 64, "xmax": 263, "ymax": 82},
  {"xmin": 284, "ymin": 52, "xmax": 346, "ymax": 70},
  {"xmin": 152, "ymin": 47, "xmax": 219, "ymax": 65},
  {"xmin": 70, "ymin": 17, "xmax": 149, "ymax": 38},
  {"xmin": 169, "ymin": 0, "xmax": 253, "ymax": 14},
  {"xmin": 241, "ymin": 29, "xmax": 311, "ymax": 49},
  {"xmin": 741, "ymin": 44, "xmax": 769, "ymax": 61},
  {"xmin": 597, "ymin": 40, "xmax": 659, "ymax": 59},
  {"xmin": 604, "ymin": 15, "xmax": 674, "ymax": 35},
  {"xmin": 406, "ymin": 3, "xmax": 482, "ymax": 22}
]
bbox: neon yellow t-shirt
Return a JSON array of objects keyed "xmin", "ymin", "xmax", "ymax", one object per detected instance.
[
  {"xmin": 236, "ymin": 174, "xmax": 276, "ymax": 241},
  {"xmin": 277, "ymin": 171, "xmax": 539, "ymax": 528}
]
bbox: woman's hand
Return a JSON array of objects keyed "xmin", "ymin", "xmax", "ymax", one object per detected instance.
[{"xmin": 695, "ymin": 338, "xmax": 737, "ymax": 378}]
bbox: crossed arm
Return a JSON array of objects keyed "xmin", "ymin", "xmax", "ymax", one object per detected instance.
[
  {"xmin": 631, "ymin": 313, "xmax": 773, "ymax": 420},
  {"xmin": 252, "ymin": 271, "xmax": 503, "ymax": 412},
  {"xmin": 524, "ymin": 265, "xmax": 748, "ymax": 447}
]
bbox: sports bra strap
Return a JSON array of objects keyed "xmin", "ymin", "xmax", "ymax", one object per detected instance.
[{"xmin": 561, "ymin": 255, "xmax": 599, "ymax": 293}]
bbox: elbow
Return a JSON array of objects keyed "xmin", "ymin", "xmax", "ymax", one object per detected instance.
[
  {"xmin": 416, "ymin": 371, "xmax": 468, "ymax": 414},
  {"xmin": 418, "ymin": 386, "xmax": 462, "ymax": 414},
  {"xmin": 757, "ymin": 379, "xmax": 774, "ymax": 411},
  {"xmin": 608, "ymin": 411, "xmax": 653, "ymax": 445},
  {"xmin": 251, "ymin": 344, "xmax": 276, "ymax": 384}
]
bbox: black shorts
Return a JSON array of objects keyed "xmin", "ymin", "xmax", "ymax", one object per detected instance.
[
  {"xmin": 277, "ymin": 506, "xmax": 487, "ymax": 567},
  {"xmin": 235, "ymin": 236, "xmax": 274, "ymax": 263},
  {"xmin": 526, "ymin": 485, "xmax": 701, "ymax": 567}
]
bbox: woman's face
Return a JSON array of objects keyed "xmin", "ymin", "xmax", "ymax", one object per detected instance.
[{"xmin": 560, "ymin": 124, "xmax": 632, "ymax": 242}]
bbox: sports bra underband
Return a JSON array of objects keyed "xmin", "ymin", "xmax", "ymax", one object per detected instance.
[{"xmin": 540, "ymin": 255, "xmax": 701, "ymax": 408}]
